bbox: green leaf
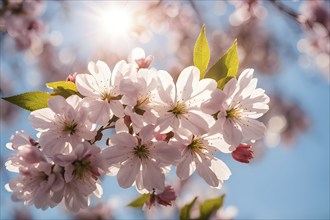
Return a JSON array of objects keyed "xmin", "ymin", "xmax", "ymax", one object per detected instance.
[
  {"xmin": 204, "ymin": 39, "xmax": 239, "ymax": 89},
  {"xmin": 2, "ymin": 91, "xmax": 52, "ymax": 111},
  {"xmin": 199, "ymin": 195, "xmax": 225, "ymax": 220},
  {"xmin": 46, "ymin": 81, "xmax": 81, "ymax": 98},
  {"xmin": 180, "ymin": 196, "xmax": 198, "ymax": 220},
  {"xmin": 127, "ymin": 194, "xmax": 150, "ymax": 208},
  {"xmin": 194, "ymin": 24, "xmax": 210, "ymax": 78}
]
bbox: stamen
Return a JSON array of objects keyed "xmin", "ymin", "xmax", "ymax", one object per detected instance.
[
  {"xmin": 133, "ymin": 144, "xmax": 150, "ymax": 159},
  {"xmin": 168, "ymin": 102, "xmax": 188, "ymax": 117}
]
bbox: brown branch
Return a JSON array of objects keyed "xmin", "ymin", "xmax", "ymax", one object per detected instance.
[{"xmin": 269, "ymin": 0, "xmax": 301, "ymax": 23}]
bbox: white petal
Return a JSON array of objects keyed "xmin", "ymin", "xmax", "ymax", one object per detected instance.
[
  {"xmin": 111, "ymin": 60, "xmax": 130, "ymax": 86},
  {"xmin": 156, "ymin": 70, "xmax": 175, "ymax": 104},
  {"xmin": 176, "ymin": 66, "xmax": 199, "ymax": 101},
  {"xmin": 223, "ymin": 119, "xmax": 243, "ymax": 147},
  {"xmin": 29, "ymin": 108, "xmax": 55, "ymax": 131},
  {"xmin": 102, "ymin": 147, "xmax": 131, "ymax": 165},
  {"xmin": 195, "ymin": 156, "xmax": 219, "ymax": 187},
  {"xmin": 117, "ymin": 158, "xmax": 140, "ymax": 188},
  {"xmin": 88, "ymin": 61, "xmax": 111, "ymax": 88},
  {"xmin": 211, "ymin": 157, "xmax": 231, "ymax": 182},
  {"xmin": 66, "ymin": 95, "xmax": 83, "ymax": 110},
  {"xmin": 109, "ymin": 100, "xmax": 124, "ymax": 118},
  {"xmin": 201, "ymin": 89, "xmax": 226, "ymax": 114},
  {"xmin": 84, "ymin": 98, "xmax": 111, "ymax": 125},
  {"xmin": 109, "ymin": 132, "xmax": 137, "ymax": 147},
  {"xmin": 176, "ymin": 152, "xmax": 195, "ymax": 180},
  {"xmin": 238, "ymin": 118, "xmax": 266, "ymax": 141},
  {"xmin": 153, "ymin": 142, "xmax": 180, "ymax": 164},
  {"xmin": 48, "ymin": 96, "xmax": 70, "ymax": 114},
  {"xmin": 141, "ymin": 160, "xmax": 165, "ymax": 191},
  {"xmin": 204, "ymin": 132, "xmax": 232, "ymax": 153},
  {"xmin": 76, "ymin": 73, "xmax": 100, "ymax": 98},
  {"xmin": 139, "ymin": 124, "xmax": 156, "ymax": 143},
  {"xmin": 115, "ymin": 118, "xmax": 128, "ymax": 133}
]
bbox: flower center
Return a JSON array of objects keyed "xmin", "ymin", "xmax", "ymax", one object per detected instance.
[
  {"xmin": 168, "ymin": 102, "xmax": 187, "ymax": 117},
  {"xmin": 63, "ymin": 121, "xmax": 78, "ymax": 135},
  {"xmin": 134, "ymin": 97, "xmax": 150, "ymax": 115},
  {"xmin": 133, "ymin": 144, "xmax": 150, "ymax": 160},
  {"xmin": 72, "ymin": 160, "xmax": 92, "ymax": 180},
  {"xmin": 101, "ymin": 91, "xmax": 112, "ymax": 103},
  {"xmin": 101, "ymin": 91, "xmax": 121, "ymax": 103},
  {"xmin": 226, "ymin": 108, "xmax": 240, "ymax": 119},
  {"xmin": 187, "ymin": 136, "xmax": 204, "ymax": 154}
]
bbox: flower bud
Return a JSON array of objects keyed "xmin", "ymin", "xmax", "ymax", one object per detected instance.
[
  {"xmin": 146, "ymin": 185, "xmax": 177, "ymax": 209},
  {"xmin": 66, "ymin": 72, "xmax": 77, "ymax": 83},
  {"xmin": 156, "ymin": 185, "xmax": 176, "ymax": 207},
  {"xmin": 135, "ymin": 55, "xmax": 153, "ymax": 69},
  {"xmin": 232, "ymin": 143, "xmax": 254, "ymax": 163}
]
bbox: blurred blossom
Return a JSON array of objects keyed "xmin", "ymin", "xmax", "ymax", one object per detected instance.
[
  {"xmin": 261, "ymin": 96, "xmax": 310, "ymax": 147},
  {"xmin": 0, "ymin": 0, "xmax": 45, "ymax": 50},
  {"xmin": 0, "ymin": 77, "xmax": 18, "ymax": 124},
  {"xmin": 74, "ymin": 203, "xmax": 113, "ymax": 220},
  {"xmin": 297, "ymin": 0, "xmax": 330, "ymax": 81},
  {"xmin": 229, "ymin": 0, "xmax": 267, "ymax": 26},
  {"xmin": 211, "ymin": 205, "xmax": 238, "ymax": 220},
  {"xmin": 13, "ymin": 206, "xmax": 33, "ymax": 220}
]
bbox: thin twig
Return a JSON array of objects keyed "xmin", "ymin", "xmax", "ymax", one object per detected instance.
[{"xmin": 269, "ymin": 0, "xmax": 301, "ymax": 23}]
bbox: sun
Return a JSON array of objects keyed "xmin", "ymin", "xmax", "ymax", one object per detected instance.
[{"xmin": 99, "ymin": 8, "xmax": 132, "ymax": 36}]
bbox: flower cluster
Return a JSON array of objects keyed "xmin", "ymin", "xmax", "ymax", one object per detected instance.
[
  {"xmin": 0, "ymin": 0, "xmax": 45, "ymax": 50},
  {"xmin": 5, "ymin": 48, "xmax": 269, "ymax": 212}
]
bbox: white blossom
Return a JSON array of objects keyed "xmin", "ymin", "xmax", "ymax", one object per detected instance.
[
  {"xmin": 29, "ymin": 95, "xmax": 96, "ymax": 157},
  {"xmin": 153, "ymin": 66, "xmax": 217, "ymax": 135},
  {"xmin": 75, "ymin": 60, "xmax": 133, "ymax": 125},
  {"xmin": 203, "ymin": 69, "xmax": 270, "ymax": 147},
  {"xmin": 103, "ymin": 125, "xmax": 180, "ymax": 192},
  {"xmin": 174, "ymin": 128, "xmax": 231, "ymax": 188}
]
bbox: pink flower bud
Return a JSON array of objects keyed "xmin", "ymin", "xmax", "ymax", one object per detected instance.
[
  {"xmin": 146, "ymin": 185, "xmax": 177, "ymax": 209},
  {"xmin": 135, "ymin": 55, "xmax": 153, "ymax": 69},
  {"xmin": 154, "ymin": 132, "xmax": 167, "ymax": 141},
  {"xmin": 156, "ymin": 185, "xmax": 176, "ymax": 207},
  {"xmin": 232, "ymin": 143, "xmax": 254, "ymax": 163},
  {"xmin": 66, "ymin": 72, "xmax": 77, "ymax": 83}
]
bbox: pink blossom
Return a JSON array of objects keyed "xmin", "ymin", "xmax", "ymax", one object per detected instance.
[
  {"xmin": 153, "ymin": 66, "xmax": 217, "ymax": 135},
  {"xmin": 29, "ymin": 95, "xmax": 96, "ymax": 157},
  {"xmin": 103, "ymin": 125, "xmax": 180, "ymax": 192}
]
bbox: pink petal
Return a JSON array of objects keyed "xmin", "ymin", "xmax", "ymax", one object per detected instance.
[
  {"xmin": 117, "ymin": 158, "xmax": 140, "ymax": 188},
  {"xmin": 176, "ymin": 66, "xmax": 199, "ymax": 101},
  {"xmin": 176, "ymin": 152, "xmax": 195, "ymax": 180},
  {"xmin": 195, "ymin": 156, "xmax": 219, "ymax": 188},
  {"xmin": 76, "ymin": 73, "xmax": 100, "ymax": 98},
  {"xmin": 141, "ymin": 160, "xmax": 165, "ymax": 191},
  {"xmin": 29, "ymin": 108, "xmax": 55, "ymax": 131}
]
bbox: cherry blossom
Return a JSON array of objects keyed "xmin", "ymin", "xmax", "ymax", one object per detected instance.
[
  {"xmin": 6, "ymin": 130, "xmax": 45, "ymax": 172},
  {"xmin": 103, "ymin": 125, "xmax": 180, "ymax": 192},
  {"xmin": 153, "ymin": 66, "xmax": 217, "ymax": 135},
  {"xmin": 203, "ymin": 69, "xmax": 269, "ymax": 147},
  {"xmin": 75, "ymin": 60, "xmax": 133, "ymax": 125},
  {"xmin": 174, "ymin": 128, "xmax": 231, "ymax": 188},
  {"xmin": 128, "ymin": 47, "xmax": 154, "ymax": 69},
  {"xmin": 119, "ymin": 68, "xmax": 159, "ymax": 132},
  {"xmin": 54, "ymin": 142, "xmax": 106, "ymax": 212},
  {"xmin": 5, "ymin": 162, "xmax": 64, "ymax": 210},
  {"xmin": 29, "ymin": 95, "xmax": 96, "ymax": 157}
]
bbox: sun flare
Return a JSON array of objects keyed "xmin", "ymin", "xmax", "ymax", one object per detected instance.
[{"xmin": 99, "ymin": 9, "xmax": 132, "ymax": 36}]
